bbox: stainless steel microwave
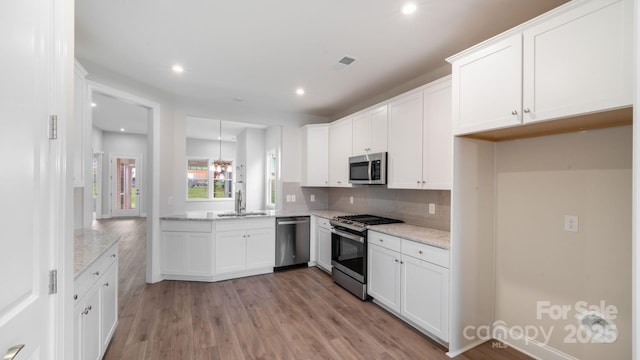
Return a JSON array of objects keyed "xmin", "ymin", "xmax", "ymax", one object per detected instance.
[{"xmin": 348, "ymin": 152, "xmax": 387, "ymax": 185}]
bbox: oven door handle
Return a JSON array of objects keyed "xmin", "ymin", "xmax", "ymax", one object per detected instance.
[{"xmin": 330, "ymin": 228, "xmax": 365, "ymax": 243}]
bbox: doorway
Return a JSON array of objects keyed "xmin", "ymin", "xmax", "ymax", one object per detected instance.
[{"xmin": 110, "ymin": 153, "xmax": 142, "ymax": 217}]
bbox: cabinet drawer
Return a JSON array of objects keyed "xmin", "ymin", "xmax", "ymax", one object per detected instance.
[
  {"xmin": 74, "ymin": 244, "xmax": 118, "ymax": 305},
  {"xmin": 216, "ymin": 218, "xmax": 274, "ymax": 232},
  {"xmin": 74, "ymin": 262, "xmax": 102, "ymax": 305},
  {"xmin": 316, "ymin": 216, "xmax": 331, "ymax": 229},
  {"xmin": 368, "ymin": 231, "xmax": 401, "ymax": 252},
  {"xmin": 401, "ymin": 239, "xmax": 449, "ymax": 268},
  {"xmin": 161, "ymin": 221, "xmax": 212, "ymax": 233}
]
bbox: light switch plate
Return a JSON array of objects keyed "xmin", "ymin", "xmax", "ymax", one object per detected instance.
[{"xmin": 349, "ymin": 196, "xmax": 354, "ymax": 205}]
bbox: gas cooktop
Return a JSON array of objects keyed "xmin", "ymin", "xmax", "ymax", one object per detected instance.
[{"xmin": 330, "ymin": 214, "xmax": 403, "ymax": 232}]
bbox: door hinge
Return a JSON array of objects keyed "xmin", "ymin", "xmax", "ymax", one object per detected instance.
[
  {"xmin": 48, "ymin": 115, "xmax": 58, "ymax": 140},
  {"xmin": 48, "ymin": 269, "xmax": 57, "ymax": 295}
]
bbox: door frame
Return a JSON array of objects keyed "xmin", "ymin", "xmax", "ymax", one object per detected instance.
[
  {"xmin": 109, "ymin": 153, "xmax": 142, "ymax": 217},
  {"xmin": 88, "ymin": 81, "xmax": 162, "ymax": 283}
]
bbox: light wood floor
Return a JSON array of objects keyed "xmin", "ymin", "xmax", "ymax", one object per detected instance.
[{"xmin": 95, "ymin": 217, "xmax": 531, "ymax": 360}]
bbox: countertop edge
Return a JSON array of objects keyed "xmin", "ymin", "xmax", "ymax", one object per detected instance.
[{"xmin": 74, "ymin": 229, "xmax": 121, "ymax": 279}]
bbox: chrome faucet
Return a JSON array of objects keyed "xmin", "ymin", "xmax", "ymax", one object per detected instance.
[{"xmin": 235, "ymin": 189, "xmax": 245, "ymax": 214}]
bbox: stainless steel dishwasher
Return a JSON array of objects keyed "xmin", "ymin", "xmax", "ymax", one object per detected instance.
[{"xmin": 275, "ymin": 216, "xmax": 310, "ymax": 270}]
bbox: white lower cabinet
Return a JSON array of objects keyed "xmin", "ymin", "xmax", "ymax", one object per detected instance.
[
  {"xmin": 367, "ymin": 231, "xmax": 449, "ymax": 343},
  {"xmin": 160, "ymin": 218, "xmax": 275, "ymax": 282},
  {"xmin": 314, "ymin": 216, "xmax": 332, "ymax": 273},
  {"xmin": 215, "ymin": 218, "xmax": 275, "ymax": 281},
  {"xmin": 74, "ymin": 286, "xmax": 101, "ymax": 360},
  {"xmin": 161, "ymin": 221, "xmax": 214, "ymax": 279},
  {"xmin": 100, "ymin": 262, "xmax": 118, "ymax": 350},
  {"xmin": 74, "ymin": 244, "xmax": 119, "ymax": 360}
]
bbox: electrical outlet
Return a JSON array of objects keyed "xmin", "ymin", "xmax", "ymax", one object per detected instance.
[
  {"xmin": 428, "ymin": 203, "xmax": 436, "ymax": 215},
  {"xmin": 310, "ymin": 194, "xmax": 315, "ymax": 202},
  {"xmin": 168, "ymin": 196, "xmax": 174, "ymax": 206},
  {"xmin": 564, "ymin": 215, "xmax": 579, "ymax": 232},
  {"xmin": 286, "ymin": 195, "xmax": 292, "ymax": 202},
  {"xmin": 291, "ymin": 195, "xmax": 296, "ymax": 202},
  {"xmin": 349, "ymin": 196, "xmax": 354, "ymax": 205}
]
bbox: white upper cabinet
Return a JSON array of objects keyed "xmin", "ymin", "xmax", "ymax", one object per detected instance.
[
  {"xmin": 387, "ymin": 92, "xmax": 423, "ymax": 189},
  {"xmin": 388, "ymin": 76, "xmax": 452, "ymax": 190},
  {"xmin": 329, "ymin": 117, "xmax": 353, "ymax": 187},
  {"xmin": 450, "ymin": 34, "xmax": 522, "ymax": 134},
  {"xmin": 301, "ymin": 124, "xmax": 329, "ymax": 187},
  {"xmin": 352, "ymin": 105, "xmax": 388, "ymax": 156},
  {"xmin": 449, "ymin": 0, "xmax": 632, "ymax": 135},
  {"xmin": 522, "ymin": 0, "xmax": 633, "ymax": 124},
  {"xmin": 423, "ymin": 79, "xmax": 452, "ymax": 190}
]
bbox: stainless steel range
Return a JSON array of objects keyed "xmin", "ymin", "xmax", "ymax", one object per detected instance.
[{"xmin": 329, "ymin": 214, "xmax": 403, "ymax": 300}]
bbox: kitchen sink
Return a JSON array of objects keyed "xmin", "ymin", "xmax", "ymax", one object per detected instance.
[{"xmin": 217, "ymin": 211, "xmax": 268, "ymax": 217}]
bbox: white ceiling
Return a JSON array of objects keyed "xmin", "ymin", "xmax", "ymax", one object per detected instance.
[
  {"xmin": 185, "ymin": 116, "xmax": 267, "ymax": 141},
  {"xmin": 92, "ymin": 91, "xmax": 148, "ymax": 135},
  {"xmin": 76, "ymin": 0, "xmax": 569, "ymax": 119}
]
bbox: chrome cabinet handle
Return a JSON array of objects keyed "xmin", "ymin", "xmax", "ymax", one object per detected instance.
[
  {"xmin": 418, "ymin": 250, "xmax": 423, "ymax": 254},
  {"xmin": 511, "ymin": 110, "xmax": 518, "ymax": 115},
  {"xmin": 523, "ymin": 108, "xmax": 530, "ymax": 113},
  {"xmin": 73, "ymin": 294, "xmax": 78, "ymax": 300},
  {"xmin": 93, "ymin": 271, "xmax": 100, "ymax": 277},
  {"xmin": 111, "ymin": 254, "xmax": 117, "ymax": 258},
  {"xmin": 4, "ymin": 345, "xmax": 25, "ymax": 360},
  {"xmin": 394, "ymin": 259, "xmax": 399, "ymax": 263},
  {"xmin": 104, "ymin": 282, "xmax": 109, "ymax": 287}
]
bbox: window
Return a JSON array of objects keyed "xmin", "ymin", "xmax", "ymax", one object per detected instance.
[{"xmin": 187, "ymin": 157, "xmax": 233, "ymax": 200}]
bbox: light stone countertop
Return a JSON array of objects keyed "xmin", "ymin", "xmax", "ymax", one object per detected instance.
[
  {"xmin": 368, "ymin": 223, "xmax": 450, "ymax": 250},
  {"xmin": 160, "ymin": 209, "xmax": 449, "ymax": 249},
  {"xmin": 160, "ymin": 209, "xmax": 350, "ymax": 221},
  {"xmin": 74, "ymin": 229, "xmax": 120, "ymax": 278}
]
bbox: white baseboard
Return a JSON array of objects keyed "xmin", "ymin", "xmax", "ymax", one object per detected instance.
[
  {"xmin": 446, "ymin": 339, "xmax": 486, "ymax": 358},
  {"xmin": 493, "ymin": 325, "xmax": 578, "ymax": 360}
]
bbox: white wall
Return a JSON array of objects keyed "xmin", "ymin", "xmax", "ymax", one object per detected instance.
[
  {"xmin": 494, "ymin": 126, "xmax": 631, "ymax": 359},
  {"xmin": 236, "ymin": 128, "xmax": 266, "ymax": 211},
  {"xmin": 265, "ymin": 126, "xmax": 282, "ymax": 209}
]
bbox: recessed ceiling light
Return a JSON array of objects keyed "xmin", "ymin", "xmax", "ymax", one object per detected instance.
[
  {"xmin": 402, "ymin": 2, "xmax": 417, "ymax": 15},
  {"xmin": 172, "ymin": 64, "xmax": 184, "ymax": 73},
  {"xmin": 91, "ymin": 102, "xmax": 97, "ymax": 107},
  {"xmin": 296, "ymin": 88, "xmax": 305, "ymax": 96},
  {"xmin": 120, "ymin": 128, "xmax": 125, "ymax": 132}
]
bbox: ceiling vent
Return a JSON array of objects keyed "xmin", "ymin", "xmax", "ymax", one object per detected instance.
[{"xmin": 333, "ymin": 56, "xmax": 356, "ymax": 71}]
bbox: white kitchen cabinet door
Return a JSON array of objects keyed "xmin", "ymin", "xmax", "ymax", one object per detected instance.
[
  {"xmin": 187, "ymin": 232, "xmax": 215, "ymax": 275},
  {"xmin": 422, "ymin": 78, "xmax": 452, "ymax": 190},
  {"xmin": 367, "ymin": 243, "xmax": 401, "ymax": 313},
  {"xmin": 100, "ymin": 262, "xmax": 118, "ymax": 351},
  {"xmin": 74, "ymin": 285, "xmax": 101, "ymax": 360},
  {"xmin": 402, "ymin": 255, "xmax": 449, "ymax": 342},
  {"xmin": 161, "ymin": 232, "xmax": 188, "ymax": 275},
  {"xmin": 369, "ymin": 105, "xmax": 388, "ymax": 154},
  {"xmin": 522, "ymin": 0, "xmax": 632, "ymax": 124},
  {"xmin": 329, "ymin": 117, "xmax": 353, "ymax": 187},
  {"xmin": 351, "ymin": 111, "xmax": 370, "ymax": 156},
  {"xmin": 451, "ymin": 34, "xmax": 522, "ymax": 134},
  {"xmin": 316, "ymin": 225, "xmax": 332, "ymax": 272},
  {"xmin": 387, "ymin": 92, "xmax": 423, "ymax": 189},
  {"xmin": 352, "ymin": 105, "xmax": 388, "ymax": 156},
  {"xmin": 215, "ymin": 230, "xmax": 247, "ymax": 274},
  {"xmin": 161, "ymin": 225, "xmax": 214, "ymax": 277},
  {"xmin": 301, "ymin": 124, "xmax": 329, "ymax": 186},
  {"xmin": 246, "ymin": 227, "xmax": 275, "ymax": 270}
]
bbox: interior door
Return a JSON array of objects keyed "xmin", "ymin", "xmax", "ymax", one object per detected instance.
[
  {"xmin": 0, "ymin": 0, "xmax": 56, "ymax": 358},
  {"xmin": 111, "ymin": 153, "xmax": 141, "ymax": 217}
]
